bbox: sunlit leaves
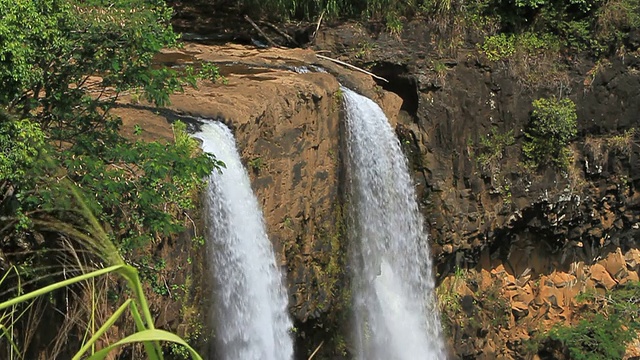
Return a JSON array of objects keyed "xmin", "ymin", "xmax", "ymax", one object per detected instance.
[{"xmin": 0, "ymin": 0, "xmax": 218, "ymax": 253}]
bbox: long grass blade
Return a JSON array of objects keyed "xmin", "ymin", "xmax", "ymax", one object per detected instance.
[
  {"xmin": 85, "ymin": 329, "xmax": 203, "ymax": 360},
  {"xmin": 129, "ymin": 300, "xmax": 162, "ymax": 360},
  {"xmin": 0, "ymin": 265, "xmax": 123, "ymax": 311},
  {"xmin": 0, "ymin": 324, "xmax": 23, "ymax": 360},
  {"xmin": 72, "ymin": 299, "xmax": 133, "ymax": 360}
]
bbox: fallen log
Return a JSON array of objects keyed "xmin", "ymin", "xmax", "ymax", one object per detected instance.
[
  {"xmin": 316, "ymin": 54, "xmax": 389, "ymax": 83},
  {"xmin": 258, "ymin": 20, "xmax": 299, "ymax": 46},
  {"xmin": 312, "ymin": 10, "xmax": 325, "ymax": 40},
  {"xmin": 244, "ymin": 15, "xmax": 277, "ymax": 47}
]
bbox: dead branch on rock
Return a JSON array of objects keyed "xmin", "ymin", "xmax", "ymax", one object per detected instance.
[
  {"xmin": 258, "ymin": 20, "xmax": 299, "ymax": 46},
  {"xmin": 312, "ymin": 10, "xmax": 325, "ymax": 40},
  {"xmin": 316, "ymin": 54, "xmax": 389, "ymax": 82},
  {"xmin": 307, "ymin": 340, "xmax": 324, "ymax": 360},
  {"xmin": 244, "ymin": 15, "xmax": 277, "ymax": 47}
]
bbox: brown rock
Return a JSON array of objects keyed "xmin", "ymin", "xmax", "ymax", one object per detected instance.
[
  {"xmin": 480, "ymin": 269, "xmax": 493, "ymax": 289},
  {"xmin": 538, "ymin": 284, "xmax": 565, "ymax": 308},
  {"xmin": 511, "ymin": 301, "xmax": 530, "ymax": 320},
  {"xmin": 603, "ymin": 249, "xmax": 627, "ymax": 280},
  {"xmin": 626, "ymin": 249, "xmax": 640, "ymax": 270},
  {"xmin": 548, "ymin": 271, "xmax": 576, "ymax": 288},
  {"xmin": 513, "ymin": 283, "xmax": 535, "ymax": 305},
  {"xmin": 590, "ymin": 263, "xmax": 618, "ymax": 290},
  {"xmin": 619, "ymin": 271, "xmax": 639, "ymax": 285}
]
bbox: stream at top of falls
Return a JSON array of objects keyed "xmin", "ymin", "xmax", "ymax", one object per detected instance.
[
  {"xmin": 342, "ymin": 87, "xmax": 446, "ymax": 360},
  {"xmin": 193, "ymin": 121, "xmax": 293, "ymax": 360}
]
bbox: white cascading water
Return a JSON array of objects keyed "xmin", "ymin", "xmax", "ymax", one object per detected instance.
[
  {"xmin": 193, "ymin": 121, "xmax": 294, "ymax": 360},
  {"xmin": 342, "ymin": 88, "xmax": 446, "ymax": 360}
]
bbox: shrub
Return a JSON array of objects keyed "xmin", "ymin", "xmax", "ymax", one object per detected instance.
[
  {"xmin": 482, "ymin": 32, "xmax": 561, "ymax": 62},
  {"xmin": 523, "ymin": 97, "xmax": 577, "ymax": 169},
  {"xmin": 546, "ymin": 314, "xmax": 634, "ymax": 360},
  {"xmin": 475, "ymin": 128, "xmax": 515, "ymax": 172},
  {"xmin": 534, "ymin": 282, "xmax": 640, "ymax": 359},
  {"xmin": 482, "ymin": 33, "xmax": 516, "ymax": 61}
]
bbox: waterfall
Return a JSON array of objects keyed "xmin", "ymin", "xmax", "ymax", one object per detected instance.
[
  {"xmin": 193, "ymin": 121, "xmax": 294, "ymax": 360},
  {"xmin": 342, "ymin": 88, "xmax": 446, "ymax": 360}
]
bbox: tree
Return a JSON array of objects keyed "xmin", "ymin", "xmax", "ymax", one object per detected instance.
[
  {"xmin": 0, "ymin": 0, "xmax": 219, "ymax": 252},
  {"xmin": 0, "ymin": 0, "xmax": 221, "ymax": 356}
]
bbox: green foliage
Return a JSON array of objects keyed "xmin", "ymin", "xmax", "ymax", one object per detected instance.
[
  {"xmin": 0, "ymin": 180, "xmax": 203, "ymax": 359},
  {"xmin": 480, "ymin": 0, "xmax": 639, "ymax": 56},
  {"xmin": 523, "ymin": 97, "xmax": 577, "ymax": 169},
  {"xmin": 59, "ymin": 121, "xmax": 218, "ymax": 252},
  {"xmin": 248, "ymin": 157, "xmax": 265, "ymax": 171},
  {"xmin": 229, "ymin": 0, "xmax": 636, "ymax": 59},
  {"xmin": 386, "ymin": 12, "xmax": 403, "ymax": 35},
  {"xmin": 0, "ymin": 2, "xmax": 215, "ymax": 357},
  {"xmin": 184, "ymin": 62, "xmax": 226, "ymax": 85},
  {"xmin": 192, "ymin": 236, "xmax": 206, "ymax": 248},
  {"xmin": 237, "ymin": 0, "xmax": 435, "ymax": 20},
  {"xmin": 577, "ymin": 282, "xmax": 640, "ymax": 331},
  {"xmin": 475, "ymin": 128, "xmax": 515, "ymax": 172},
  {"xmin": 199, "ymin": 62, "xmax": 224, "ymax": 82},
  {"xmin": 0, "ymin": 119, "xmax": 46, "ymax": 183},
  {"xmin": 482, "ymin": 32, "xmax": 560, "ymax": 61},
  {"xmin": 482, "ymin": 34, "xmax": 516, "ymax": 61},
  {"xmin": 534, "ymin": 282, "xmax": 640, "ymax": 359},
  {"xmin": 546, "ymin": 314, "xmax": 634, "ymax": 360},
  {"xmin": 0, "ymin": 0, "xmax": 221, "ymax": 253}
]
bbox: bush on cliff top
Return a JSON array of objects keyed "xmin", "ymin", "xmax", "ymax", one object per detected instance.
[
  {"xmin": 0, "ymin": 0, "xmax": 220, "ymax": 253},
  {"xmin": 229, "ymin": 0, "xmax": 639, "ymax": 57}
]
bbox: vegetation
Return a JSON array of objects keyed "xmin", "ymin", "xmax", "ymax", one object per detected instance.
[
  {"xmin": 0, "ymin": 181, "xmax": 202, "ymax": 359},
  {"xmin": 0, "ymin": 0, "xmax": 221, "ymax": 357},
  {"xmin": 534, "ymin": 282, "xmax": 640, "ymax": 359},
  {"xmin": 475, "ymin": 128, "xmax": 515, "ymax": 173},
  {"xmin": 523, "ymin": 97, "xmax": 578, "ymax": 170},
  {"xmin": 225, "ymin": 0, "xmax": 638, "ymax": 59}
]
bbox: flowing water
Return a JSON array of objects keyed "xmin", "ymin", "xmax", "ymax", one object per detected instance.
[
  {"xmin": 342, "ymin": 88, "xmax": 446, "ymax": 360},
  {"xmin": 194, "ymin": 121, "xmax": 294, "ymax": 360}
]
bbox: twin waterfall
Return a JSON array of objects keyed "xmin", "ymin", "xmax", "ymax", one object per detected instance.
[
  {"xmin": 194, "ymin": 88, "xmax": 444, "ymax": 359},
  {"xmin": 194, "ymin": 122, "xmax": 294, "ymax": 360}
]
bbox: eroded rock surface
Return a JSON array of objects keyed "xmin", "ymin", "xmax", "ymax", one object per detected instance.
[
  {"xmin": 313, "ymin": 21, "xmax": 640, "ymax": 359},
  {"xmin": 115, "ymin": 43, "xmax": 403, "ymax": 358},
  {"xmin": 116, "ymin": 25, "xmax": 640, "ymax": 358}
]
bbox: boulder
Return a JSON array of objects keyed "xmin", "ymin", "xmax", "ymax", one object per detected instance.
[
  {"xmin": 590, "ymin": 263, "xmax": 618, "ymax": 290},
  {"xmin": 603, "ymin": 249, "xmax": 627, "ymax": 281},
  {"xmin": 511, "ymin": 301, "xmax": 530, "ymax": 320}
]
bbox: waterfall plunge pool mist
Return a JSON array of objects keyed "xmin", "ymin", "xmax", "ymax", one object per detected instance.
[
  {"xmin": 193, "ymin": 121, "xmax": 294, "ymax": 360},
  {"xmin": 342, "ymin": 87, "xmax": 446, "ymax": 360}
]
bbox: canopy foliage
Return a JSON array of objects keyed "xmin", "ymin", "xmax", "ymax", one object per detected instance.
[{"xmin": 0, "ymin": 0, "xmax": 218, "ymax": 279}]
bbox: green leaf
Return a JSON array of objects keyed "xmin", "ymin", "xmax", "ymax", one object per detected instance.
[{"xmin": 86, "ymin": 329, "xmax": 202, "ymax": 360}]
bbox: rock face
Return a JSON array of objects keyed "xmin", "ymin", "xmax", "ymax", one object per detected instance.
[
  {"xmin": 116, "ymin": 43, "xmax": 403, "ymax": 358},
  {"xmin": 117, "ymin": 24, "xmax": 640, "ymax": 358},
  {"xmin": 166, "ymin": 44, "xmax": 347, "ymax": 355},
  {"xmin": 437, "ymin": 246, "xmax": 640, "ymax": 359},
  {"xmin": 312, "ymin": 21, "xmax": 640, "ymax": 359},
  {"xmin": 315, "ymin": 21, "xmax": 640, "ymax": 266}
]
